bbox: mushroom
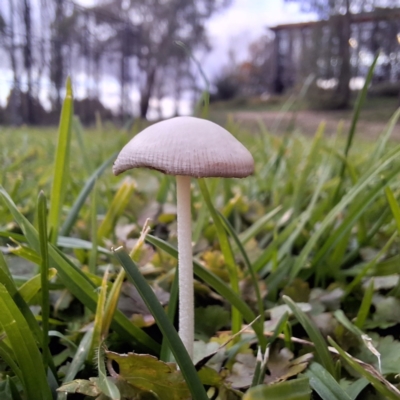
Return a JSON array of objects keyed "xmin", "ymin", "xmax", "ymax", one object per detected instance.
[{"xmin": 113, "ymin": 116, "xmax": 254, "ymax": 359}]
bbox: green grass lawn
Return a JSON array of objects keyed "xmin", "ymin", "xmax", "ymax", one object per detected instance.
[
  {"xmin": 2, "ymin": 85, "xmax": 400, "ymax": 399},
  {"xmin": 210, "ymin": 93, "xmax": 400, "ymax": 126}
]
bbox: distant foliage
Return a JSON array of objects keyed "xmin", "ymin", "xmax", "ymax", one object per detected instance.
[{"xmin": 213, "ymin": 74, "xmax": 239, "ymax": 101}]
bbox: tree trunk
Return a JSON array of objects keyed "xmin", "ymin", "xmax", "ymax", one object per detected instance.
[
  {"xmin": 8, "ymin": 0, "xmax": 21, "ymax": 125},
  {"xmin": 51, "ymin": 0, "xmax": 64, "ymax": 111},
  {"xmin": 119, "ymin": 25, "xmax": 130, "ymax": 120},
  {"xmin": 335, "ymin": 1, "xmax": 351, "ymax": 109},
  {"xmin": 23, "ymin": 0, "xmax": 35, "ymax": 124},
  {"xmin": 119, "ymin": 52, "xmax": 126, "ymax": 119},
  {"xmin": 140, "ymin": 68, "xmax": 156, "ymax": 119},
  {"xmin": 35, "ymin": 0, "xmax": 48, "ymax": 101}
]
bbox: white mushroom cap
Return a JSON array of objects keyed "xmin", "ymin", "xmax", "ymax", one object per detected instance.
[{"xmin": 113, "ymin": 116, "xmax": 254, "ymax": 178}]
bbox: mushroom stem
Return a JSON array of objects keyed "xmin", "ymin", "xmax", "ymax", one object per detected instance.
[{"xmin": 176, "ymin": 175, "xmax": 194, "ymax": 359}]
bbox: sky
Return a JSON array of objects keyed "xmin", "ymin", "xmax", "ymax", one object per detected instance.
[{"xmin": 202, "ymin": 0, "xmax": 315, "ymax": 75}]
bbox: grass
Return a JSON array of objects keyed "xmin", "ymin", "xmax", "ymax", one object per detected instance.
[
  {"xmin": 2, "ymin": 74, "xmax": 400, "ymax": 399},
  {"xmin": 210, "ymin": 92, "xmax": 399, "ymax": 119}
]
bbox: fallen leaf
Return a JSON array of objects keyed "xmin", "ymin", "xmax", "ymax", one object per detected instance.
[
  {"xmin": 57, "ymin": 378, "xmax": 102, "ymax": 396},
  {"xmin": 106, "ymin": 352, "xmax": 190, "ymax": 400},
  {"xmin": 264, "ymin": 346, "xmax": 312, "ymax": 384},
  {"xmin": 310, "ymin": 312, "xmax": 337, "ymax": 337},
  {"xmin": 118, "ymin": 282, "xmax": 169, "ymax": 319},
  {"xmin": 310, "ymin": 287, "xmax": 344, "ymax": 311},
  {"xmin": 226, "ymin": 352, "xmax": 256, "ymax": 389},
  {"xmin": 356, "ymin": 333, "xmax": 400, "ymax": 375},
  {"xmin": 362, "ymin": 276, "xmax": 399, "ymax": 291},
  {"xmin": 193, "ymin": 341, "xmax": 223, "ymax": 369},
  {"xmin": 264, "ymin": 303, "xmax": 311, "ymax": 332},
  {"xmin": 373, "ymin": 296, "xmax": 400, "ymax": 324}
]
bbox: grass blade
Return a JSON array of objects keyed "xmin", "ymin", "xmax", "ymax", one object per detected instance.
[
  {"xmin": 48, "ymin": 77, "xmax": 73, "ymax": 244},
  {"xmin": 385, "ymin": 186, "xmax": 400, "ymax": 235},
  {"xmin": 250, "ymin": 347, "xmax": 264, "ymax": 388},
  {"xmin": 0, "ymin": 185, "xmax": 160, "ymax": 354},
  {"xmin": 18, "ymin": 268, "xmax": 57, "ymax": 304},
  {"xmin": 97, "ymin": 344, "xmax": 121, "ymax": 400},
  {"xmin": 291, "ymin": 122, "xmax": 324, "ymax": 214},
  {"xmin": 0, "ymin": 252, "xmax": 12, "ymax": 279},
  {"xmin": 102, "ymin": 267, "xmax": 125, "ymax": 339},
  {"xmin": 60, "ymin": 152, "xmax": 117, "ymax": 237},
  {"xmin": 328, "ymin": 337, "xmax": 400, "ymax": 399},
  {"xmin": 89, "ymin": 180, "xmax": 98, "ymax": 273},
  {"xmin": 63, "ymin": 329, "xmax": 93, "ymax": 383},
  {"xmin": 193, "ymin": 199, "xmax": 208, "ymax": 245},
  {"xmin": 113, "ymin": 247, "xmax": 209, "ymax": 400},
  {"xmin": 160, "ymin": 267, "xmax": 179, "ymax": 362},
  {"xmin": 355, "ymin": 279, "xmax": 374, "ymax": 329},
  {"xmin": 344, "ymin": 53, "xmax": 379, "ymax": 159},
  {"xmin": 218, "ymin": 211, "xmax": 266, "ymax": 350},
  {"xmin": 89, "ymin": 269, "xmax": 109, "ymax": 362},
  {"xmin": 243, "ymin": 377, "xmax": 311, "ymax": 400},
  {"xmin": 305, "ymin": 362, "xmax": 352, "ymax": 400},
  {"xmin": 0, "ymin": 341, "xmax": 23, "ymax": 384},
  {"xmin": 0, "ymin": 268, "xmax": 44, "ymax": 349},
  {"xmin": 334, "ymin": 310, "xmax": 364, "ymax": 339},
  {"xmin": 255, "ymin": 162, "xmax": 329, "ymax": 277},
  {"xmin": 198, "ymin": 178, "xmax": 242, "ymax": 335},
  {"xmin": 237, "ymin": 205, "xmax": 282, "ymax": 246},
  {"xmin": 344, "ymin": 232, "xmax": 396, "ymax": 297},
  {"xmin": 37, "ymin": 191, "xmax": 51, "ymax": 372},
  {"xmin": 50, "ymin": 245, "xmax": 160, "ymax": 354},
  {"xmin": 97, "ymin": 178, "xmax": 135, "ymax": 242},
  {"xmin": 292, "ymin": 144, "xmax": 400, "ymax": 279},
  {"xmin": 345, "ymin": 378, "xmax": 369, "ymax": 400},
  {"xmin": 6, "ymin": 375, "xmax": 24, "ymax": 400},
  {"xmin": 371, "ymin": 107, "xmax": 400, "ymax": 164},
  {"xmin": 283, "ymin": 295, "xmax": 336, "ymax": 378},
  {"xmin": 0, "ymin": 284, "xmax": 52, "ymax": 400},
  {"xmin": 333, "ymin": 52, "xmax": 380, "ymax": 203},
  {"xmin": 57, "ymin": 236, "xmax": 110, "ymax": 254}
]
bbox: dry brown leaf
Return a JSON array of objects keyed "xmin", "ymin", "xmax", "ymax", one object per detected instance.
[{"xmin": 264, "ymin": 345, "xmax": 313, "ymax": 384}]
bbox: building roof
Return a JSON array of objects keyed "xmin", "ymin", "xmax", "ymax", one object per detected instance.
[{"xmin": 269, "ymin": 7, "xmax": 400, "ymax": 31}]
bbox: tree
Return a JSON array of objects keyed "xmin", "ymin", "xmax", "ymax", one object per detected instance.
[
  {"xmin": 94, "ymin": 0, "xmax": 231, "ymax": 119},
  {"xmin": 48, "ymin": 0, "xmax": 80, "ymax": 111},
  {"xmin": 0, "ymin": 0, "xmax": 232, "ymax": 124},
  {"xmin": 50, "ymin": 0, "xmax": 66, "ymax": 111},
  {"xmin": 237, "ymin": 36, "xmax": 275, "ymax": 97},
  {"xmin": 211, "ymin": 35, "xmax": 274, "ymax": 101},
  {"xmin": 22, "ymin": 0, "xmax": 35, "ymax": 123},
  {"xmin": 6, "ymin": 0, "xmax": 22, "ymax": 125}
]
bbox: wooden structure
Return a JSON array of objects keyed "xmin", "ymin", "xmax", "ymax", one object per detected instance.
[{"xmin": 269, "ymin": 8, "xmax": 400, "ymax": 93}]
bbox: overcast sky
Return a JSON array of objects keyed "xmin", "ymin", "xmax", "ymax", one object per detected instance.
[{"xmin": 202, "ymin": 0, "xmax": 315, "ymax": 76}]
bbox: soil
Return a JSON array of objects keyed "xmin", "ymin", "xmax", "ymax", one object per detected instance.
[{"xmin": 232, "ymin": 110, "xmax": 400, "ymax": 141}]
